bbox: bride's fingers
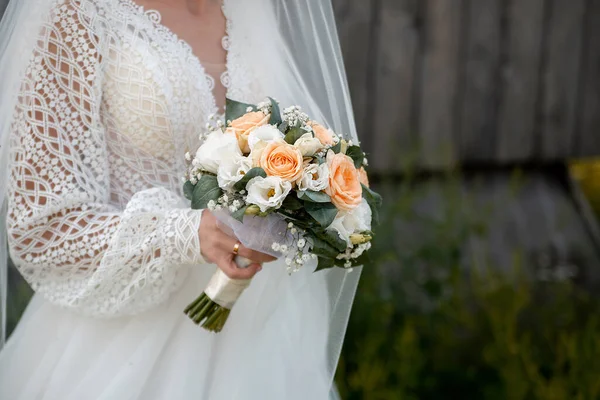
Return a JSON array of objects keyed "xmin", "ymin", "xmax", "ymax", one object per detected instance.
[
  {"xmin": 217, "ymin": 232, "xmax": 277, "ymax": 263},
  {"xmin": 217, "ymin": 256, "xmax": 262, "ymax": 280}
]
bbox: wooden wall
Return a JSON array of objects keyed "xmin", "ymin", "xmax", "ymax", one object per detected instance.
[{"xmin": 332, "ymin": 0, "xmax": 600, "ymax": 173}]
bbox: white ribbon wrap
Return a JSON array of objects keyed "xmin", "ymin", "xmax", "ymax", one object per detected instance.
[{"xmin": 204, "ymin": 266, "xmax": 252, "ymax": 309}]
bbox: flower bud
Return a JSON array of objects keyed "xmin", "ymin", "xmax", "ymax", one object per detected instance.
[
  {"xmin": 350, "ymin": 233, "xmax": 372, "ymax": 245},
  {"xmin": 245, "ymin": 205, "xmax": 261, "ymax": 215},
  {"xmin": 340, "ymin": 139, "xmax": 348, "ymax": 154}
]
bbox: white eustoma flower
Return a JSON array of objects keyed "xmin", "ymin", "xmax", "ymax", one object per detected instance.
[
  {"xmin": 245, "ymin": 176, "xmax": 292, "ymax": 212},
  {"xmin": 294, "ymin": 133, "xmax": 324, "ymax": 156},
  {"xmin": 195, "ymin": 131, "xmax": 242, "ymax": 174},
  {"xmin": 326, "ymin": 199, "xmax": 372, "ymax": 246},
  {"xmin": 217, "ymin": 155, "xmax": 252, "ymax": 190},
  {"xmin": 247, "ymin": 125, "xmax": 285, "ymax": 151},
  {"xmin": 298, "ymin": 162, "xmax": 330, "ymax": 192}
]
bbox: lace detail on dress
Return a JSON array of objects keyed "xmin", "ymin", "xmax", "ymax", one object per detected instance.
[
  {"xmin": 220, "ymin": 1, "xmax": 256, "ymax": 102},
  {"xmin": 5, "ymin": 0, "xmax": 227, "ymax": 317},
  {"xmin": 118, "ymin": 0, "xmax": 238, "ymax": 117}
]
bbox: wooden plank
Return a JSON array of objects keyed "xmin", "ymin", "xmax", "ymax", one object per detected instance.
[
  {"xmin": 370, "ymin": 0, "xmax": 420, "ymax": 173},
  {"xmin": 418, "ymin": 0, "xmax": 463, "ymax": 168},
  {"xmin": 541, "ymin": 0, "xmax": 586, "ymax": 159},
  {"xmin": 459, "ymin": 0, "xmax": 502, "ymax": 162},
  {"xmin": 496, "ymin": 0, "xmax": 546, "ymax": 162},
  {"xmin": 578, "ymin": 0, "xmax": 600, "ymax": 156},
  {"xmin": 331, "ymin": 0, "xmax": 376, "ymax": 148}
]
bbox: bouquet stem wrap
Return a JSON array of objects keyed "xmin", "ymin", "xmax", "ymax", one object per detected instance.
[
  {"xmin": 205, "ymin": 267, "xmax": 252, "ymax": 309},
  {"xmin": 184, "ymin": 212, "xmax": 291, "ymax": 332},
  {"xmin": 184, "ymin": 265, "xmax": 251, "ymax": 332}
]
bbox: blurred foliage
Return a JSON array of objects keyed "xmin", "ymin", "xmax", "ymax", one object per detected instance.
[
  {"xmin": 335, "ymin": 173, "xmax": 600, "ymax": 400},
  {"xmin": 571, "ymin": 158, "xmax": 600, "ymax": 214}
]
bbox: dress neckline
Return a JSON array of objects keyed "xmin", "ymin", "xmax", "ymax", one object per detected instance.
[{"xmin": 119, "ymin": 0, "xmax": 231, "ymax": 116}]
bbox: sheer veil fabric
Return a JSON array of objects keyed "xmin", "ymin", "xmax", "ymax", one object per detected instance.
[{"xmin": 0, "ymin": 0, "xmax": 361, "ymax": 397}]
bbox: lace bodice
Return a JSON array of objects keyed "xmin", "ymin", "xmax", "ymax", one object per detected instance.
[{"xmin": 6, "ymin": 0, "xmax": 264, "ymax": 316}]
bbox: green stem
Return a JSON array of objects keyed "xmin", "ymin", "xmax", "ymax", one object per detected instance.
[
  {"xmin": 188, "ymin": 295, "xmax": 210, "ymax": 318},
  {"xmin": 191, "ymin": 295, "xmax": 211, "ymax": 315},
  {"xmin": 193, "ymin": 302, "xmax": 215, "ymax": 325},
  {"xmin": 203, "ymin": 307, "xmax": 224, "ymax": 328},
  {"xmin": 214, "ymin": 309, "xmax": 231, "ymax": 332},
  {"xmin": 183, "ymin": 294, "xmax": 204, "ymax": 314},
  {"xmin": 184, "ymin": 294, "xmax": 233, "ymax": 332},
  {"xmin": 204, "ymin": 308, "xmax": 231, "ymax": 332}
]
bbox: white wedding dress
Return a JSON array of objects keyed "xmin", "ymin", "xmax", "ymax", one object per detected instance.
[{"xmin": 0, "ymin": 0, "xmax": 335, "ymax": 398}]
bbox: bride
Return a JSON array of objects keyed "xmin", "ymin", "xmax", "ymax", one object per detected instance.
[{"xmin": 0, "ymin": 0, "xmax": 361, "ymax": 398}]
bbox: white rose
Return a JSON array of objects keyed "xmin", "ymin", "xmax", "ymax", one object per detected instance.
[
  {"xmin": 217, "ymin": 155, "xmax": 252, "ymax": 190},
  {"xmin": 326, "ymin": 199, "xmax": 372, "ymax": 246},
  {"xmin": 247, "ymin": 125, "xmax": 285, "ymax": 151},
  {"xmin": 245, "ymin": 176, "xmax": 292, "ymax": 212},
  {"xmin": 298, "ymin": 162, "xmax": 330, "ymax": 192},
  {"xmin": 195, "ymin": 131, "xmax": 242, "ymax": 174},
  {"xmin": 294, "ymin": 133, "xmax": 324, "ymax": 156}
]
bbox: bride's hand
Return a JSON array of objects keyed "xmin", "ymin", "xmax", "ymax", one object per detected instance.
[{"xmin": 199, "ymin": 211, "xmax": 276, "ymax": 280}]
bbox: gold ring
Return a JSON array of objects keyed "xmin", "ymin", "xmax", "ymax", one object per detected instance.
[{"xmin": 233, "ymin": 242, "xmax": 241, "ymax": 255}]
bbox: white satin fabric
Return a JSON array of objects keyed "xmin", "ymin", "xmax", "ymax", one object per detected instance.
[{"xmin": 204, "ymin": 268, "xmax": 251, "ymax": 309}]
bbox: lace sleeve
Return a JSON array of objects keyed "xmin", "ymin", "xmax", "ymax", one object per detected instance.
[{"xmin": 6, "ymin": 0, "xmax": 205, "ymax": 317}]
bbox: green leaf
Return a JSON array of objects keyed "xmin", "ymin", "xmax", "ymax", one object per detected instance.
[
  {"xmin": 278, "ymin": 121, "xmax": 289, "ymax": 133},
  {"xmin": 225, "ymin": 98, "xmax": 256, "ymax": 124},
  {"xmin": 305, "ymin": 201, "xmax": 338, "ymax": 227},
  {"xmin": 361, "ymin": 183, "xmax": 383, "ymax": 226},
  {"xmin": 268, "ymin": 97, "xmax": 282, "ymax": 126},
  {"xmin": 361, "ymin": 184, "xmax": 383, "ymax": 208},
  {"xmin": 233, "ymin": 167, "xmax": 267, "ymax": 191},
  {"xmin": 315, "ymin": 229, "xmax": 348, "ymax": 252},
  {"xmin": 315, "ymin": 256, "xmax": 336, "ymax": 272},
  {"xmin": 346, "ymin": 145, "xmax": 365, "ymax": 168},
  {"xmin": 330, "ymin": 140, "xmax": 342, "ymax": 154},
  {"xmin": 183, "ymin": 180, "xmax": 195, "ymax": 201},
  {"xmin": 231, "ymin": 205, "xmax": 249, "ymax": 222},
  {"xmin": 284, "ymin": 126, "xmax": 308, "ymax": 145},
  {"xmin": 281, "ymin": 194, "xmax": 304, "ymax": 211},
  {"xmin": 298, "ymin": 190, "xmax": 331, "ymax": 203},
  {"xmin": 310, "ymin": 234, "xmax": 340, "ymax": 259},
  {"xmin": 191, "ymin": 175, "xmax": 222, "ymax": 210}
]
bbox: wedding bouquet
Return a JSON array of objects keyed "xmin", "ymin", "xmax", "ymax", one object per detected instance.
[{"xmin": 182, "ymin": 98, "xmax": 382, "ymax": 332}]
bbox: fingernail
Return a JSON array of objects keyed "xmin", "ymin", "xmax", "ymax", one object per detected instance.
[{"xmin": 257, "ymin": 266, "xmax": 263, "ymax": 271}]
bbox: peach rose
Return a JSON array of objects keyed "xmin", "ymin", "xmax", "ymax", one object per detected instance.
[
  {"xmin": 358, "ymin": 167, "xmax": 370, "ymax": 188},
  {"xmin": 325, "ymin": 152, "xmax": 363, "ymax": 211},
  {"xmin": 259, "ymin": 141, "xmax": 304, "ymax": 182},
  {"xmin": 309, "ymin": 121, "xmax": 335, "ymax": 146},
  {"xmin": 226, "ymin": 111, "xmax": 270, "ymax": 154}
]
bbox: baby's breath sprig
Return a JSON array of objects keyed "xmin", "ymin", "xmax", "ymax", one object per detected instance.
[
  {"xmin": 336, "ymin": 241, "xmax": 372, "ymax": 265},
  {"xmin": 257, "ymin": 99, "xmax": 272, "ymax": 115},
  {"xmin": 198, "ymin": 113, "xmax": 226, "ymax": 143},
  {"xmin": 282, "ymin": 105, "xmax": 309, "ymax": 127},
  {"xmin": 271, "ymin": 221, "xmax": 314, "ymax": 274},
  {"xmin": 207, "ymin": 190, "xmax": 248, "ymax": 213}
]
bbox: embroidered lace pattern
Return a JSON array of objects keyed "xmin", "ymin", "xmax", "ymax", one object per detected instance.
[{"xmin": 6, "ymin": 0, "xmax": 256, "ymax": 316}]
